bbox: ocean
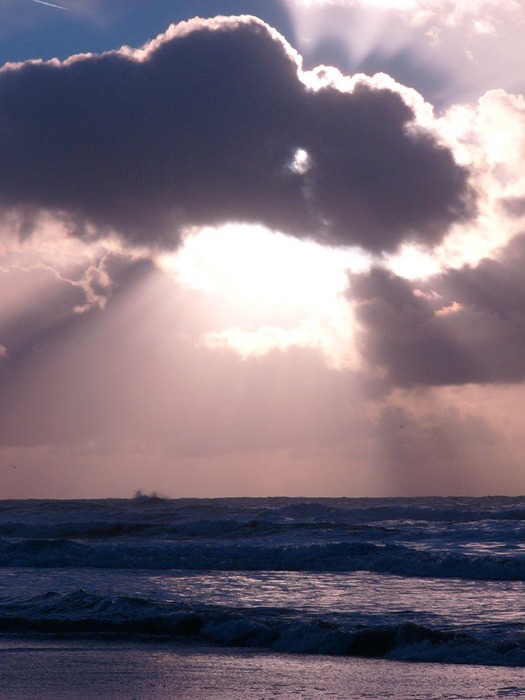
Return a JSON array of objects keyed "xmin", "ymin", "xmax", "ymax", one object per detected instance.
[{"xmin": 1, "ymin": 495, "xmax": 525, "ymax": 698}]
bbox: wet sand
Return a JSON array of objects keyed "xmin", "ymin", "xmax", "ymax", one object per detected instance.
[{"xmin": 1, "ymin": 640, "xmax": 525, "ymax": 699}]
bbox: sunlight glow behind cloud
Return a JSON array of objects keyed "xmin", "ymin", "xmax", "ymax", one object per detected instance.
[
  {"xmin": 158, "ymin": 224, "xmax": 364, "ymax": 367},
  {"xmin": 161, "ymin": 224, "xmax": 360, "ymax": 302}
]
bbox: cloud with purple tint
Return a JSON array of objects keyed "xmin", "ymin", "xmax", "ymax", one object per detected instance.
[
  {"xmin": 352, "ymin": 233, "xmax": 525, "ymax": 387},
  {"xmin": 0, "ymin": 15, "xmax": 473, "ymax": 254}
]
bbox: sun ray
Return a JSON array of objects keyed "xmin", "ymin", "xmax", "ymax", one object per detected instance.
[{"xmin": 157, "ymin": 224, "xmax": 368, "ymax": 367}]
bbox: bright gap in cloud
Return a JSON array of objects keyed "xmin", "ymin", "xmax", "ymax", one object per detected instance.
[{"xmin": 158, "ymin": 224, "xmax": 368, "ymax": 368}]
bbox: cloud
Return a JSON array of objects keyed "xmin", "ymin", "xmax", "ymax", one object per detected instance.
[
  {"xmin": 352, "ymin": 233, "xmax": 525, "ymax": 387},
  {"xmin": 285, "ymin": 0, "xmax": 525, "ymax": 107},
  {"xmin": 0, "ymin": 15, "xmax": 473, "ymax": 254}
]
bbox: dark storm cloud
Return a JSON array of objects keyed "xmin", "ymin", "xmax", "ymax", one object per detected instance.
[
  {"xmin": 352, "ymin": 233, "xmax": 525, "ymax": 386},
  {"xmin": 0, "ymin": 15, "xmax": 473, "ymax": 253},
  {"xmin": 501, "ymin": 197, "xmax": 525, "ymax": 218}
]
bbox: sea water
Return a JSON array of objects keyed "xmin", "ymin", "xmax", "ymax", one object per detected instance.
[{"xmin": 1, "ymin": 495, "xmax": 525, "ymax": 698}]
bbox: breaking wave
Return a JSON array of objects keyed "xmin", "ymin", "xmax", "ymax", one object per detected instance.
[{"xmin": 1, "ymin": 590, "xmax": 524, "ymax": 667}]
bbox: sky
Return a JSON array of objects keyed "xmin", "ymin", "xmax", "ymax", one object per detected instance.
[{"xmin": 1, "ymin": 0, "xmax": 525, "ymax": 498}]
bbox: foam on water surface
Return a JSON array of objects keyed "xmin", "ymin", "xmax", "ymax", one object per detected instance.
[{"xmin": 1, "ymin": 496, "xmax": 525, "ymax": 668}]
